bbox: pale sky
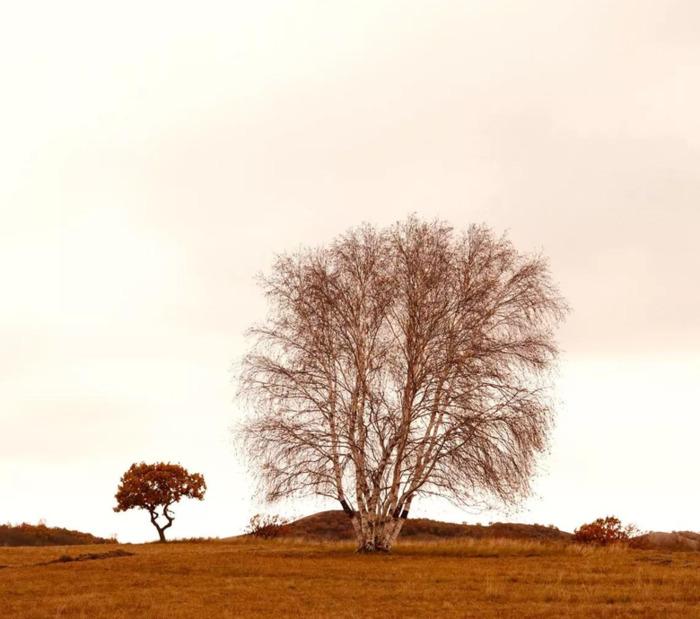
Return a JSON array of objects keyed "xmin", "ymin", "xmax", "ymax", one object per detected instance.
[{"xmin": 1, "ymin": 0, "xmax": 699, "ymax": 542}]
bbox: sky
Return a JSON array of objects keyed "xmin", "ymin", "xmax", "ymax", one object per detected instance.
[{"xmin": 1, "ymin": 0, "xmax": 699, "ymax": 543}]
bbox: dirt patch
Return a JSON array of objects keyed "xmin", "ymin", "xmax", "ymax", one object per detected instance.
[
  {"xmin": 635, "ymin": 556, "xmax": 673, "ymax": 566},
  {"xmin": 47, "ymin": 549, "xmax": 135, "ymax": 564},
  {"xmin": 3, "ymin": 549, "xmax": 135, "ymax": 569}
]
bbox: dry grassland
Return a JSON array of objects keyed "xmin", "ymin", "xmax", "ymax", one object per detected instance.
[{"xmin": 1, "ymin": 538, "xmax": 699, "ymax": 618}]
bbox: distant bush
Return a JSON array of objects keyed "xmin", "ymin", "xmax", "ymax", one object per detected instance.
[
  {"xmin": 572, "ymin": 516, "xmax": 639, "ymax": 546},
  {"xmin": 0, "ymin": 522, "xmax": 116, "ymax": 547},
  {"xmin": 169, "ymin": 537, "xmax": 221, "ymax": 544},
  {"xmin": 246, "ymin": 514, "xmax": 290, "ymax": 539}
]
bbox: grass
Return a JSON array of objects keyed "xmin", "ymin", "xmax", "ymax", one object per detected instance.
[{"xmin": 1, "ymin": 538, "xmax": 699, "ymax": 618}]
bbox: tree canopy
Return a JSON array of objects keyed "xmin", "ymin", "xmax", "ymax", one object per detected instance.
[{"xmin": 238, "ymin": 217, "xmax": 568, "ymax": 551}]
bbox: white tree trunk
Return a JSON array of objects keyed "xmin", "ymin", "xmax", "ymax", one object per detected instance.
[{"xmin": 351, "ymin": 512, "xmax": 406, "ymax": 552}]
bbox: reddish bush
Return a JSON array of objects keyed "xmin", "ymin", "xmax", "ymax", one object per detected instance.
[
  {"xmin": 572, "ymin": 516, "xmax": 639, "ymax": 546},
  {"xmin": 246, "ymin": 514, "xmax": 290, "ymax": 539}
]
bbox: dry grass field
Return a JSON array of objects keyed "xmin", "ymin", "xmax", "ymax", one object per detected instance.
[{"xmin": 1, "ymin": 538, "xmax": 699, "ymax": 618}]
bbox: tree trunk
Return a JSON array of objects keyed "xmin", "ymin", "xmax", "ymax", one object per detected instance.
[
  {"xmin": 149, "ymin": 509, "xmax": 170, "ymax": 543},
  {"xmin": 351, "ymin": 514, "xmax": 406, "ymax": 553}
]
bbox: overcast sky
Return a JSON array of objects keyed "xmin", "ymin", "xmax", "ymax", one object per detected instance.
[{"xmin": 2, "ymin": 0, "xmax": 699, "ymax": 542}]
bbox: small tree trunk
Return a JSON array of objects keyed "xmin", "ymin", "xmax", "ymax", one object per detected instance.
[{"xmin": 149, "ymin": 509, "xmax": 169, "ymax": 543}]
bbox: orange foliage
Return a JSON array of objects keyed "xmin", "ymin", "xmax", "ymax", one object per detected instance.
[{"xmin": 572, "ymin": 516, "xmax": 638, "ymax": 546}]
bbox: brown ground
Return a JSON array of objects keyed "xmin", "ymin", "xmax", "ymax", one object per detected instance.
[{"xmin": 1, "ymin": 538, "xmax": 699, "ymax": 618}]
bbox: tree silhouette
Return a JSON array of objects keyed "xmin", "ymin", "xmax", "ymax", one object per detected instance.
[
  {"xmin": 238, "ymin": 217, "xmax": 568, "ymax": 552},
  {"xmin": 114, "ymin": 462, "xmax": 206, "ymax": 542}
]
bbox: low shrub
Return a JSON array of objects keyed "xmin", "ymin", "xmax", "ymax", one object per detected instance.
[
  {"xmin": 246, "ymin": 514, "xmax": 290, "ymax": 539},
  {"xmin": 572, "ymin": 516, "xmax": 639, "ymax": 546}
]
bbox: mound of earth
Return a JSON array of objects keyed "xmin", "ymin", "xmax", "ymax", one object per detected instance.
[
  {"xmin": 635, "ymin": 531, "xmax": 700, "ymax": 551},
  {"xmin": 49, "ymin": 549, "xmax": 134, "ymax": 564},
  {"xmin": 280, "ymin": 510, "xmax": 571, "ymax": 542},
  {"xmin": 0, "ymin": 523, "xmax": 116, "ymax": 547}
]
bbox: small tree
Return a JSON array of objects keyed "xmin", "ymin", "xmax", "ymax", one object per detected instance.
[
  {"xmin": 572, "ymin": 516, "xmax": 638, "ymax": 546},
  {"xmin": 114, "ymin": 462, "xmax": 206, "ymax": 542}
]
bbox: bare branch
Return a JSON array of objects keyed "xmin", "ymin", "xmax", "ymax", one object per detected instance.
[{"xmin": 235, "ymin": 217, "xmax": 568, "ymax": 551}]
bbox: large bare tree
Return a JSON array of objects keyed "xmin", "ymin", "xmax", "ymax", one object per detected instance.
[{"xmin": 238, "ymin": 217, "xmax": 568, "ymax": 552}]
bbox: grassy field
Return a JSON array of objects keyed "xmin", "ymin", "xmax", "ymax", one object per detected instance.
[{"xmin": 1, "ymin": 538, "xmax": 699, "ymax": 618}]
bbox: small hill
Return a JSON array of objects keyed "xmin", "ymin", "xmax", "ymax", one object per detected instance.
[
  {"xmin": 0, "ymin": 523, "xmax": 116, "ymax": 547},
  {"xmin": 635, "ymin": 531, "xmax": 700, "ymax": 551},
  {"xmin": 280, "ymin": 510, "xmax": 571, "ymax": 542}
]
